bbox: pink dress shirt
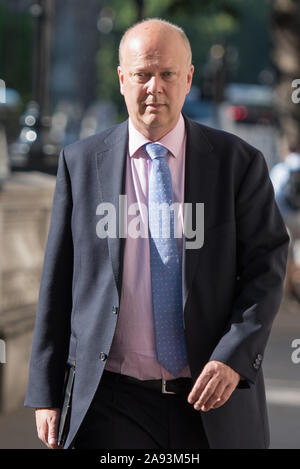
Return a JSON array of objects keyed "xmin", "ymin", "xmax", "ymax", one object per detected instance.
[{"xmin": 105, "ymin": 113, "xmax": 192, "ymax": 380}]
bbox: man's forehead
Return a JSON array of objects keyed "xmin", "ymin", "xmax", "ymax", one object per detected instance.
[
  {"xmin": 119, "ymin": 20, "xmax": 192, "ymax": 68},
  {"xmin": 122, "ymin": 35, "xmax": 185, "ymax": 66},
  {"xmin": 125, "ymin": 22, "xmax": 179, "ymax": 43}
]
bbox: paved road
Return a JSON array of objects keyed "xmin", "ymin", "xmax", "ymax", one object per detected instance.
[
  {"xmin": 0, "ymin": 294, "xmax": 299, "ymax": 449},
  {"xmin": 263, "ymin": 294, "xmax": 300, "ymax": 449}
]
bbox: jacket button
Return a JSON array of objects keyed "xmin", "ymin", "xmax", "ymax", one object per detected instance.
[
  {"xmin": 253, "ymin": 362, "xmax": 259, "ymax": 370},
  {"xmin": 257, "ymin": 354, "xmax": 263, "ymax": 361},
  {"xmin": 99, "ymin": 352, "xmax": 107, "ymax": 361},
  {"xmin": 112, "ymin": 306, "xmax": 119, "ymax": 314}
]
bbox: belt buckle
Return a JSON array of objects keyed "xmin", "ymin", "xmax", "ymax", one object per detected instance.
[{"xmin": 162, "ymin": 379, "xmax": 176, "ymax": 394}]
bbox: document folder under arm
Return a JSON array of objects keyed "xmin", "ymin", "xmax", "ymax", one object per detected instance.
[{"xmin": 57, "ymin": 359, "xmax": 75, "ymax": 447}]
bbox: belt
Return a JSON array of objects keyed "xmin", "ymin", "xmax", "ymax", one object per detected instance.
[{"xmin": 101, "ymin": 370, "xmax": 192, "ymax": 396}]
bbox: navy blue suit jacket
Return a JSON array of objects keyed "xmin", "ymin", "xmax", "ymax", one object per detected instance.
[{"xmin": 25, "ymin": 116, "xmax": 289, "ymax": 448}]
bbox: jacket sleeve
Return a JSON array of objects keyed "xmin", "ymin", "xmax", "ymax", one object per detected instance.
[
  {"xmin": 24, "ymin": 149, "xmax": 73, "ymax": 408},
  {"xmin": 209, "ymin": 150, "xmax": 290, "ymax": 386}
]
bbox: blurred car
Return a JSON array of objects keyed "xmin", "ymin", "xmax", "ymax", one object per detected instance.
[
  {"xmin": 8, "ymin": 101, "xmax": 61, "ymax": 174},
  {"xmin": 182, "ymin": 98, "xmax": 217, "ymax": 127},
  {"xmin": 222, "ymin": 83, "xmax": 276, "ymax": 125}
]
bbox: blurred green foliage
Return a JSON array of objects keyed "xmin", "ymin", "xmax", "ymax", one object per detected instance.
[
  {"xmin": 0, "ymin": 0, "xmax": 33, "ymax": 106},
  {"xmin": 0, "ymin": 0, "xmax": 272, "ymax": 122}
]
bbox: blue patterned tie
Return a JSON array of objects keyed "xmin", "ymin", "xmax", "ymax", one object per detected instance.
[{"xmin": 145, "ymin": 143, "xmax": 188, "ymax": 376}]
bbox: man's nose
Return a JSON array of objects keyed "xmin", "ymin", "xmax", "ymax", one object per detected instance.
[{"xmin": 147, "ymin": 75, "xmax": 163, "ymax": 94}]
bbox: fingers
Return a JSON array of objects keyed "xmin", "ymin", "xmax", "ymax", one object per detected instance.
[
  {"xmin": 187, "ymin": 361, "xmax": 240, "ymax": 412},
  {"xmin": 35, "ymin": 408, "xmax": 62, "ymax": 449},
  {"xmin": 36, "ymin": 417, "xmax": 48, "ymax": 447},
  {"xmin": 195, "ymin": 380, "xmax": 228, "ymax": 412},
  {"xmin": 210, "ymin": 385, "xmax": 235, "ymax": 410},
  {"xmin": 47, "ymin": 413, "xmax": 60, "ymax": 449},
  {"xmin": 187, "ymin": 367, "xmax": 213, "ymax": 406}
]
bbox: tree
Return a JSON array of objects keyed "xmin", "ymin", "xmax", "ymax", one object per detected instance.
[
  {"xmin": 270, "ymin": 0, "xmax": 300, "ymax": 152},
  {"xmin": 0, "ymin": 0, "xmax": 33, "ymax": 104}
]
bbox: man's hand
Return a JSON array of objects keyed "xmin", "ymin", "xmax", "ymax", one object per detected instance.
[
  {"xmin": 187, "ymin": 360, "xmax": 240, "ymax": 412},
  {"xmin": 35, "ymin": 408, "xmax": 62, "ymax": 449}
]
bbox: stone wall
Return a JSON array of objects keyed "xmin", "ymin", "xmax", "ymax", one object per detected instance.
[{"xmin": 0, "ymin": 172, "xmax": 55, "ymax": 413}]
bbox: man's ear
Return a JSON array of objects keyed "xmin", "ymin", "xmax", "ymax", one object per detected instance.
[
  {"xmin": 186, "ymin": 64, "xmax": 194, "ymax": 94},
  {"xmin": 117, "ymin": 66, "xmax": 125, "ymax": 96}
]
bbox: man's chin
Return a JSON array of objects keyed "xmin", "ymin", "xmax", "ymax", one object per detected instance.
[
  {"xmin": 130, "ymin": 112, "xmax": 176, "ymax": 138},
  {"xmin": 142, "ymin": 113, "xmax": 167, "ymax": 128}
]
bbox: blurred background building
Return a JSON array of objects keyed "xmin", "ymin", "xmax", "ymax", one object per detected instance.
[{"xmin": 0, "ymin": 0, "xmax": 299, "ymax": 449}]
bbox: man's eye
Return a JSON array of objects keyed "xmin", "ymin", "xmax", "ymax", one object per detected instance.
[
  {"xmin": 132, "ymin": 72, "xmax": 174, "ymax": 82},
  {"xmin": 162, "ymin": 72, "xmax": 174, "ymax": 78},
  {"xmin": 135, "ymin": 73, "xmax": 149, "ymax": 80}
]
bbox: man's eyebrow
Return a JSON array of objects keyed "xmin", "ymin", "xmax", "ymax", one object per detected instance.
[
  {"xmin": 131, "ymin": 66, "xmax": 178, "ymax": 72},
  {"xmin": 131, "ymin": 68, "xmax": 151, "ymax": 72}
]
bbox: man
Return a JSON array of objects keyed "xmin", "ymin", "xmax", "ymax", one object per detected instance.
[
  {"xmin": 25, "ymin": 19, "xmax": 289, "ymax": 449},
  {"xmin": 270, "ymin": 148, "xmax": 300, "ymax": 299}
]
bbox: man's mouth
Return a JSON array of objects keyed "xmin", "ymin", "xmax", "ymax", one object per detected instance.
[{"xmin": 145, "ymin": 103, "xmax": 165, "ymax": 108}]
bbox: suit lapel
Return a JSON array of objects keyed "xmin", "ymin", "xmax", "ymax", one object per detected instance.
[
  {"xmin": 182, "ymin": 116, "xmax": 216, "ymax": 311},
  {"xmin": 95, "ymin": 121, "xmax": 129, "ymax": 295}
]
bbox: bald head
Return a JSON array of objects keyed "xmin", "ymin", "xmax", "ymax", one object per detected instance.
[{"xmin": 119, "ymin": 18, "xmax": 192, "ymax": 67}]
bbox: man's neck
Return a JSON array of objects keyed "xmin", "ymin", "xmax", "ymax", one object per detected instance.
[{"xmin": 130, "ymin": 117, "xmax": 181, "ymax": 142}]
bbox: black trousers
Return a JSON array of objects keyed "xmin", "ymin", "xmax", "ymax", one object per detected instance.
[{"xmin": 74, "ymin": 371, "xmax": 210, "ymax": 449}]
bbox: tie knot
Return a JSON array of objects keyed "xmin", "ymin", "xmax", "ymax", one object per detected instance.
[{"xmin": 145, "ymin": 143, "xmax": 168, "ymax": 161}]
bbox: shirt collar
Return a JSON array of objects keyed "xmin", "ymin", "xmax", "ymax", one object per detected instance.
[{"xmin": 128, "ymin": 113, "xmax": 185, "ymax": 159}]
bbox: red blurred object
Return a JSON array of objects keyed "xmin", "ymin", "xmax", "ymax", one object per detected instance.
[
  {"xmin": 223, "ymin": 84, "xmax": 276, "ymax": 125},
  {"xmin": 225, "ymin": 104, "xmax": 274, "ymax": 124},
  {"xmin": 226, "ymin": 105, "xmax": 248, "ymax": 121}
]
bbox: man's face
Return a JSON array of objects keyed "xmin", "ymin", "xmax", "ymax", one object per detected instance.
[{"xmin": 118, "ymin": 27, "xmax": 194, "ymax": 139}]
